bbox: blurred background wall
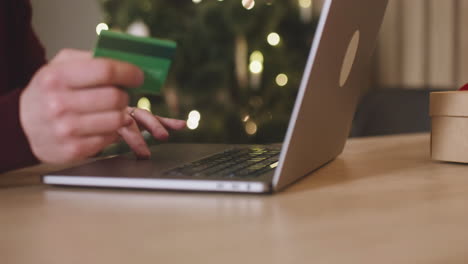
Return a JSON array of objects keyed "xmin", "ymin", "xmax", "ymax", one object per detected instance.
[
  {"xmin": 354, "ymin": 0, "xmax": 468, "ymax": 137},
  {"xmin": 377, "ymin": 0, "xmax": 468, "ymax": 90},
  {"xmin": 30, "ymin": 0, "xmax": 102, "ymax": 60}
]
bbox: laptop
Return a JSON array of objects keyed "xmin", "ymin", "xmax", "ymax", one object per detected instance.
[{"xmin": 43, "ymin": 0, "xmax": 388, "ymax": 193}]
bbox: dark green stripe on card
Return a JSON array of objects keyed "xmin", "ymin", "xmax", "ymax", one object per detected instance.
[{"xmin": 97, "ymin": 31, "xmax": 176, "ymax": 60}]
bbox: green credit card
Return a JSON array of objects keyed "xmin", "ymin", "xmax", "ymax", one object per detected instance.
[{"xmin": 93, "ymin": 30, "xmax": 177, "ymax": 95}]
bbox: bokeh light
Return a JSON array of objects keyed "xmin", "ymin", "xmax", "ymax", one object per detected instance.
[
  {"xmin": 245, "ymin": 121, "xmax": 258, "ymax": 135},
  {"xmin": 242, "ymin": 0, "xmax": 255, "ymax": 10},
  {"xmin": 267, "ymin": 32, "xmax": 281, "ymax": 46},
  {"xmin": 187, "ymin": 110, "xmax": 201, "ymax": 130},
  {"xmin": 249, "ymin": 61, "xmax": 263, "ymax": 74},
  {"xmin": 137, "ymin": 97, "xmax": 151, "ymax": 112},
  {"xmin": 250, "ymin": 51, "xmax": 264, "ymax": 63},
  {"xmin": 299, "ymin": 0, "xmax": 312, "ymax": 8},
  {"xmin": 96, "ymin": 23, "xmax": 109, "ymax": 35},
  {"xmin": 275, "ymin": 73, "xmax": 289, "ymax": 86}
]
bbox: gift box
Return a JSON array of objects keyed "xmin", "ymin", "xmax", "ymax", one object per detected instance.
[{"xmin": 430, "ymin": 91, "xmax": 468, "ymax": 163}]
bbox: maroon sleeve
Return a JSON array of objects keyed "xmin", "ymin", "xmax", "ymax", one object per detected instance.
[
  {"xmin": 0, "ymin": 88, "xmax": 39, "ymax": 173},
  {"xmin": 0, "ymin": 1, "xmax": 47, "ymax": 173}
]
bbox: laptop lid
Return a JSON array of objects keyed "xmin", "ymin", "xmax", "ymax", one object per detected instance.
[{"xmin": 273, "ymin": 0, "xmax": 388, "ymax": 191}]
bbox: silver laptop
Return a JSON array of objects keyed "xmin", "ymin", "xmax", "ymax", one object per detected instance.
[{"xmin": 43, "ymin": 0, "xmax": 388, "ymax": 193}]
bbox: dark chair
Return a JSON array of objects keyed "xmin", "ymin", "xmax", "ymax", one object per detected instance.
[{"xmin": 350, "ymin": 89, "xmax": 436, "ymax": 137}]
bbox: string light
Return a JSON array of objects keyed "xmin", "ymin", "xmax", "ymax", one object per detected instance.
[
  {"xmin": 193, "ymin": 0, "xmax": 202, "ymax": 4},
  {"xmin": 298, "ymin": 0, "xmax": 312, "ymax": 8},
  {"xmin": 187, "ymin": 110, "xmax": 201, "ymax": 130},
  {"xmin": 137, "ymin": 97, "xmax": 151, "ymax": 112},
  {"xmin": 276, "ymin": 73, "xmax": 288, "ymax": 86},
  {"xmin": 96, "ymin": 23, "xmax": 109, "ymax": 35},
  {"xmin": 249, "ymin": 61, "xmax": 263, "ymax": 74},
  {"xmin": 188, "ymin": 110, "xmax": 201, "ymax": 122},
  {"xmin": 267, "ymin": 32, "xmax": 281, "ymax": 46},
  {"xmin": 187, "ymin": 120, "xmax": 199, "ymax": 130},
  {"xmin": 242, "ymin": 0, "xmax": 255, "ymax": 10},
  {"xmin": 127, "ymin": 21, "xmax": 150, "ymax": 37},
  {"xmin": 245, "ymin": 121, "xmax": 258, "ymax": 135},
  {"xmin": 250, "ymin": 51, "xmax": 264, "ymax": 63}
]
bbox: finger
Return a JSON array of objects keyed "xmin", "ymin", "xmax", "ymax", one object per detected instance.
[
  {"xmin": 52, "ymin": 58, "xmax": 144, "ymax": 89},
  {"xmin": 155, "ymin": 116, "xmax": 186, "ymax": 130},
  {"xmin": 118, "ymin": 120, "xmax": 151, "ymax": 159},
  {"xmin": 52, "ymin": 49, "xmax": 92, "ymax": 64},
  {"xmin": 127, "ymin": 108, "xmax": 169, "ymax": 140},
  {"xmin": 70, "ymin": 133, "xmax": 120, "ymax": 159},
  {"xmin": 58, "ymin": 111, "xmax": 133, "ymax": 137},
  {"xmin": 68, "ymin": 87, "xmax": 129, "ymax": 113}
]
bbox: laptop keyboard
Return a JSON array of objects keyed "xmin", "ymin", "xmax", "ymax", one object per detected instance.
[{"xmin": 164, "ymin": 147, "xmax": 280, "ymax": 179}]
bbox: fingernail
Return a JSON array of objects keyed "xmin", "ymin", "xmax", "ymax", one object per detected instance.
[{"xmin": 159, "ymin": 132, "xmax": 169, "ymax": 141}]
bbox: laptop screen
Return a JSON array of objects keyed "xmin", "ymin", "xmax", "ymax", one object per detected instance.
[{"xmin": 99, "ymin": 1, "xmax": 320, "ymax": 153}]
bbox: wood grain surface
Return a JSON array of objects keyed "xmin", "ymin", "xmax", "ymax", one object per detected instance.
[{"xmin": 2, "ymin": 134, "xmax": 468, "ymax": 264}]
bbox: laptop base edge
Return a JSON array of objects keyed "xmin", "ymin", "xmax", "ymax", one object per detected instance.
[{"xmin": 43, "ymin": 176, "xmax": 272, "ymax": 194}]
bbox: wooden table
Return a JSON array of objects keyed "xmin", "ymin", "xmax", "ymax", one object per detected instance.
[{"xmin": 2, "ymin": 133, "xmax": 468, "ymax": 264}]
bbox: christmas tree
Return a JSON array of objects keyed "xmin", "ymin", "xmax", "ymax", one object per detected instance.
[{"xmin": 98, "ymin": 0, "xmax": 318, "ymax": 146}]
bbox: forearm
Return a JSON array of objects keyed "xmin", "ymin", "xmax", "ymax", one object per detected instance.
[{"xmin": 0, "ymin": 88, "xmax": 38, "ymax": 173}]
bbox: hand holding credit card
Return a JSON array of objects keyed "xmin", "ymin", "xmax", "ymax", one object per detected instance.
[{"xmin": 93, "ymin": 30, "xmax": 177, "ymax": 95}]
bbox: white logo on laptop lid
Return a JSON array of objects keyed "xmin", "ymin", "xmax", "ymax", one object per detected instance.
[{"xmin": 339, "ymin": 30, "xmax": 360, "ymax": 87}]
